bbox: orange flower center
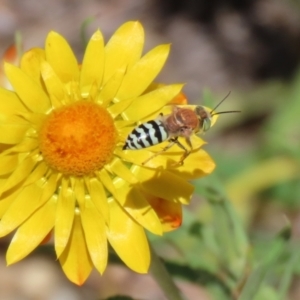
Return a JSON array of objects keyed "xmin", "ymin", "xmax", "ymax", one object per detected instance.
[{"xmin": 39, "ymin": 101, "xmax": 117, "ymax": 176}]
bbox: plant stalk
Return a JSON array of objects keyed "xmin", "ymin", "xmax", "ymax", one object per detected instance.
[{"xmin": 149, "ymin": 244, "xmax": 187, "ymax": 300}]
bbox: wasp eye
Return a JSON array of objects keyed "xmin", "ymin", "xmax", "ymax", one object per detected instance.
[{"xmin": 202, "ymin": 119, "xmax": 212, "ymax": 132}]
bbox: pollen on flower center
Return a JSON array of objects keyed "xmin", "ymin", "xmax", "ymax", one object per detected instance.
[{"xmin": 39, "ymin": 101, "xmax": 117, "ymax": 176}]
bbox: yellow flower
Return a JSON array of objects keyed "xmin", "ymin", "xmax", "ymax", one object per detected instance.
[{"xmin": 0, "ymin": 21, "xmax": 215, "ymax": 285}]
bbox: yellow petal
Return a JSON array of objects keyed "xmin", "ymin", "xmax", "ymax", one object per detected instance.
[
  {"xmin": 136, "ymin": 100, "xmax": 173, "ymax": 122},
  {"xmin": 0, "ymin": 88, "xmax": 27, "ymax": 119},
  {"xmin": 86, "ymin": 80, "xmax": 99, "ymax": 100},
  {"xmin": 169, "ymin": 148, "xmax": 216, "ymax": 180},
  {"xmin": 107, "ymin": 97, "xmax": 136, "ymax": 119},
  {"xmin": 59, "ymin": 211, "xmax": 93, "ymax": 285},
  {"xmin": 146, "ymin": 194, "xmax": 182, "ymax": 232},
  {"xmin": 16, "ymin": 111, "xmax": 46, "ymax": 129},
  {"xmin": 114, "ymin": 119, "xmax": 135, "ymax": 130},
  {"xmin": 40, "ymin": 61, "xmax": 67, "ymax": 108},
  {"xmin": 211, "ymin": 113, "xmax": 218, "ymax": 127},
  {"xmin": 0, "ymin": 183, "xmax": 43, "ymax": 236},
  {"xmin": 6, "ymin": 198, "xmax": 56, "ymax": 264},
  {"xmin": 85, "ymin": 177, "xmax": 109, "ymax": 225},
  {"xmin": 38, "ymin": 173, "xmax": 59, "ymax": 205},
  {"xmin": 81, "ymin": 199, "xmax": 107, "ymax": 274},
  {"xmin": 0, "ymin": 172, "xmax": 56, "ymax": 236},
  {"xmin": 0, "ymin": 156, "xmax": 37, "ymax": 195},
  {"xmin": 103, "ymin": 21, "xmax": 144, "ymax": 84},
  {"xmin": 115, "ymin": 146, "xmax": 179, "ymax": 169},
  {"xmin": 0, "ymin": 188, "xmax": 20, "ymax": 218},
  {"xmin": 132, "ymin": 166, "xmax": 194, "ymax": 204},
  {"xmin": 114, "ymin": 179, "xmax": 162, "ymax": 235},
  {"xmin": 116, "ymin": 44, "xmax": 170, "ymax": 100},
  {"xmin": 0, "ymin": 154, "xmax": 18, "ymax": 175},
  {"xmin": 123, "ymin": 84, "xmax": 184, "ymax": 121},
  {"xmin": 22, "ymin": 162, "xmax": 48, "ymax": 187},
  {"xmin": 0, "ymin": 123, "xmax": 30, "ymax": 144},
  {"xmin": 4, "ymin": 63, "xmax": 51, "ymax": 113},
  {"xmin": 20, "ymin": 48, "xmax": 45, "ymax": 83},
  {"xmin": 80, "ymin": 30, "xmax": 104, "ymax": 96},
  {"xmin": 96, "ymin": 168, "xmax": 119, "ymax": 200},
  {"xmin": 108, "ymin": 158, "xmax": 137, "ymax": 184},
  {"xmin": 55, "ymin": 177, "xmax": 75, "ymax": 257},
  {"xmin": 45, "ymin": 31, "xmax": 79, "ymax": 83},
  {"xmin": 1, "ymin": 138, "xmax": 38, "ymax": 155},
  {"xmin": 97, "ymin": 66, "xmax": 126, "ymax": 107},
  {"xmin": 73, "ymin": 176, "xmax": 86, "ymax": 208},
  {"xmin": 169, "ymin": 91, "xmax": 188, "ymax": 105},
  {"xmin": 107, "ymin": 198, "xmax": 150, "ymax": 273}
]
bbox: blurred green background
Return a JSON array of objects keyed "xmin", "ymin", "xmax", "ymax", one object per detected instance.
[{"xmin": 1, "ymin": 0, "xmax": 300, "ymax": 299}]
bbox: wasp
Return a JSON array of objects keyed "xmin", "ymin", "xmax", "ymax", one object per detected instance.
[{"xmin": 123, "ymin": 92, "xmax": 239, "ymax": 166}]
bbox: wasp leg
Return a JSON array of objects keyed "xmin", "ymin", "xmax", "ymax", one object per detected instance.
[
  {"xmin": 172, "ymin": 138, "xmax": 191, "ymax": 166},
  {"xmin": 142, "ymin": 137, "xmax": 179, "ymax": 166},
  {"xmin": 142, "ymin": 137, "xmax": 191, "ymax": 166}
]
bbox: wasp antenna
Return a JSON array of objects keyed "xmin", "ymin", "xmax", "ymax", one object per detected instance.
[
  {"xmin": 211, "ymin": 91, "xmax": 231, "ymax": 114},
  {"xmin": 212, "ymin": 110, "xmax": 241, "ymax": 116}
]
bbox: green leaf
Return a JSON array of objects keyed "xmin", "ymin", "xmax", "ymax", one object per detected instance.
[
  {"xmin": 80, "ymin": 17, "xmax": 95, "ymax": 49},
  {"xmin": 164, "ymin": 261, "xmax": 231, "ymax": 298},
  {"xmin": 15, "ymin": 31, "xmax": 23, "ymax": 60},
  {"xmin": 195, "ymin": 175, "xmax": 249, "ymax": 280},
  {"xmin": 149, "ymin": 245, "xmax": 187, "ymax": 300},
  {"xmin": 277, "ymin": 249, "xmax": 300, "ymax": 299},
  {"xmin": 239, "ymin": 223, "xmax": 291, "ymax": 300}
]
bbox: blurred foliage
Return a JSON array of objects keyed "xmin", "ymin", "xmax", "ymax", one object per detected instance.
[
  {"xmin": 147, "ymin": 77, "xmax": 300, "ymax": 300},
  {"xmin": 80, "ymin": 17, "xmax": 95, "ymax": 48},
  {"xmin": 105, "ymin": 297, "xmax": 135, "ymax": 300},
  {"xmin": 210, "ymin": 74, "xmax": 300, "ymax": 223},
  {"xmin": 104, "ymin": 74, "xmax": 300, "ymax": 299}
]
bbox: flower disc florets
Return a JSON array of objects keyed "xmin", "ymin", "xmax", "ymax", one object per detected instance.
[{"xmin": 39, "ymin": 101, "xmax": 117, "ymax": 176}]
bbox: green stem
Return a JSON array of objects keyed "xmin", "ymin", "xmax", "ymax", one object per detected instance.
[
  {"xmin": 80, "ymin": 17, "xmax": 94, "ymax": 49},
  {"xmin": 149, "ymin": 244, "xmax": 187, "ymax": 300},
  {"xmin": 15, "ymin": 31, "xmax": 23, "ymax": 59}
]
